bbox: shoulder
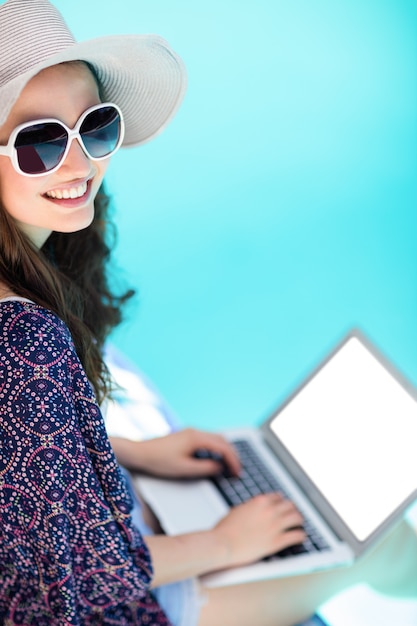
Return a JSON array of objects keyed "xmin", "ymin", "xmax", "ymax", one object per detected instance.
[
  {"xmin": 0, "ymin": 300, "xmax": 96, "ymax": 435},
  {"xmin": 0, "ymin": 299, "xmax": 75, "ymax": 365},
  {"xmin": 0, "ymin": 284, "xmax": 19, "ymax": 299}
]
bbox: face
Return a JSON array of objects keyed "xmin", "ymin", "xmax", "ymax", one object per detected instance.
[{"xmin": 0, "ymin": 63, "xmax": 109, "ymax": 248}]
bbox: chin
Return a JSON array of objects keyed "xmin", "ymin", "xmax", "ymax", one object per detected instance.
[{"xmin": 58, "ymin": 207, "xmax": 95, "ymax": 233}]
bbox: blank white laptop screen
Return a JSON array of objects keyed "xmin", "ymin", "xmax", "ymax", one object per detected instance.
[{"xmin": 269, "ymin": 337, "xmax": 417, "ymax": 541}]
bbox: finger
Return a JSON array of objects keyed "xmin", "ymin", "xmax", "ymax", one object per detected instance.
[
  {"xmin": 278, "ymin": 510, "xmax": 305, "ymax": 532},
  {"xmin": 266, "ymin": 491, "xmax": 285, "ymax": 502},
  {"xmin": 273, "ymin": 497, "xmax": 301, "ymax": 513},
  {"xmin": 269, "ymin": 494, "xmax": 303, "ymax": 514},
  {"xmin": 274, "ymin": 499, "xmax": 304, "ymax": 523},
  {"xmin": 250, "ymin": 492, "xmax": 285, "ymax": 509},
  {"xmin": 186, "ymin": 458, "xmax": 226, "ymax": 477},
  {"xmin": 206, "ymin": 438, "xmax": 241, "ymax": 476},
  {"xmin": 276, "ymin": 528, "xmax": 307, "ymax": 552},
  {"xmin": 194, "ymin": 433, "xmax": 241, "ymax": 476}
]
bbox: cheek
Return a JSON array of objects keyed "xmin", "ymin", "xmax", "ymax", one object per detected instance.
[
  {"xmin": 88, "ymin": 159, "xmax": 109, "ymax": 199},
  {"xmin": 97, "ymin": 159, "xmax": 110, "ymax": 182},
  {"xmin": 0, "ymin": 162, "xmax": 41, "ymax": 220},
  {"xmin": 0, "ymin": 164, "xmax": 21, "ymax": 212}
]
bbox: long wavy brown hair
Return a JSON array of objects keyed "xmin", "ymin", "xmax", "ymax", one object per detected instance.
[{"xmin": 0, "ymin": 185, "xmax": 134, "ymax": 404}]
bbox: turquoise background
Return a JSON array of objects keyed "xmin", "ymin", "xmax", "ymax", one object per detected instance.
[{"xmin": 56, "ymin": 0, "xmax": 417, "ymax": 430}]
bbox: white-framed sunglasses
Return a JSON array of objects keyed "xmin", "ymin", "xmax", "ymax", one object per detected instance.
[{"xmin": 0, "ymin": 102, "xmax": 124, "ymax": 177}]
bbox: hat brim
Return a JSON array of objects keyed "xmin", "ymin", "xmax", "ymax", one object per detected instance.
[{"xmin": 0, "ymin": 34, "xmax": 187, "ymax": 147}]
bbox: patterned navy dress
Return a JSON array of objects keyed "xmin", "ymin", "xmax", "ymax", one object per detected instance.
[{"xmin": 0, "ymin": 300, "xmax": 171, "ymax": 625}]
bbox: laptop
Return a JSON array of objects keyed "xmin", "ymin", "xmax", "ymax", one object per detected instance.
[{"xmin": 133, "ymin": 329, "xmax": 417, "ymax": 587}]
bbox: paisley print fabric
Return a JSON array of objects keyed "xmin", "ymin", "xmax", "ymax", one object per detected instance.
[{"xmin": 0, "ymin": 301, "xmax": 171, "ymax": 625}]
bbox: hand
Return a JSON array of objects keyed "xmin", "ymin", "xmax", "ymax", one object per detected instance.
[
  {"xmin": 213, "ymin": 493, "xmax": 306, "ymax": 567},
  {"xmin": 146, "ymin": 492, "xmax": 306, "ymax": 585},
  {"xmin": 134, "ymin": 428, "xmax": 241, "ymax": 478}
]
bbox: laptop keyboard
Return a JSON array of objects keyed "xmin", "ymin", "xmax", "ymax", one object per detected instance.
[{"xmin": 210, "ymin": 439, "xmax": 329, "ymax": 559}]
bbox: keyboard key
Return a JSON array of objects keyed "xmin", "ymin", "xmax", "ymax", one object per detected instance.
[{"xmin": 211, "ymin": 439, "xmax": 329, "ymax": 558}]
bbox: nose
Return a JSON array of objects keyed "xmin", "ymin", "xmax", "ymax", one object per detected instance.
[{"xmin": 59, "ymin": 137, "xmax": 93, "ymax": 177}]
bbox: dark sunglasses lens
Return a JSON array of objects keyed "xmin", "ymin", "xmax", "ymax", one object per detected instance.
[
  {"xmin": 15, "ymin": 123, "xmax": 67, "ymax": 174},
  {"xmin": 80, "ymin": 106, "xmax": 121, "ymax": 158}
]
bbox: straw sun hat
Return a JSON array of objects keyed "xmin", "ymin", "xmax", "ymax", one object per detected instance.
[{"xmin": 0, "ymin": 0, "xmax": 187, "ymax": 147}]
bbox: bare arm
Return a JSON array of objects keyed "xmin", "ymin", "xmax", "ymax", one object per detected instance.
[
  {"xmin": 145, "ymin": 494, "xmax": 306, "ymax": 587},
  {"xmin": 109, "ymin": 428, "xmax": 241, "ymax": 478},
  {"xmin": 110, "ymin": 428, "xmax": 305, "ymax": 586},
  {"xmin": 145, "ymin": 530, "xmax": 229, "ymax": 587}
]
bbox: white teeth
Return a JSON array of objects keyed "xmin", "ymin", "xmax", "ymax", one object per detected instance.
[{"xmin": 46, "ymin": 182, "xmax": 87, "ymax": 200}]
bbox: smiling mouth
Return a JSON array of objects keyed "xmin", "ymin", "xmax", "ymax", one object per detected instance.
[{"xmin": 44, "ymin": 181, "xmax": 89, "ymax": 200}]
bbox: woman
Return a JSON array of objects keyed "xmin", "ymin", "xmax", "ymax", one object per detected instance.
[{"xmin": 0, "ymin": 1, "xmax": 416, "ymax": 625}]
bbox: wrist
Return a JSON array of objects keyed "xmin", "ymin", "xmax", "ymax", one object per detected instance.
[
  {"xmin": 210, "ymin": 525, "xmax": 235, "ymax": 569},
  {"xmin": 109, "ymin": 436, "xmax": 148, "ymax": 471},
  {"xmin": 146, "ymin": 528, "xmax": 233, "ymax": 586}
]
